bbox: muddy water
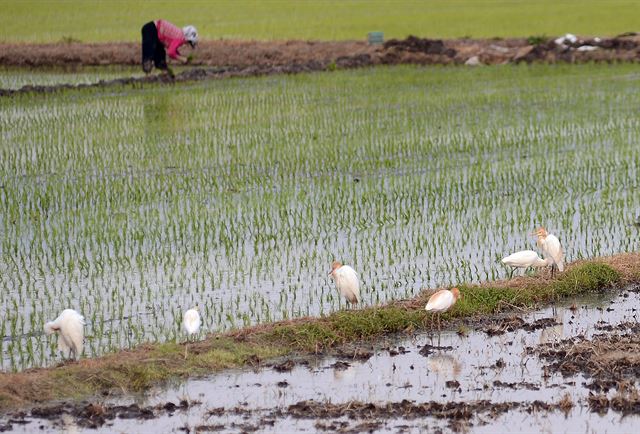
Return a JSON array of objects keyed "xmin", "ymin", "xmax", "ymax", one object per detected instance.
[{"xmin": 5, "ymin": 286, "xmax": 640, "ymax": 433}]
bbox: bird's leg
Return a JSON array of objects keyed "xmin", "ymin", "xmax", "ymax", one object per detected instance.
[
  {"xmin": 184, "ymin": 343, "xmax": 189, "ymax": 359},
  {"xmin": 508, "ymin": 268, "xmax": 514, "ymax": 280}
]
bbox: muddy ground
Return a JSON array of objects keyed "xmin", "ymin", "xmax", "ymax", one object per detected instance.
[
  {"xmin": 2, "ymin": 285, "xmax": 639, "ymax": 433},
  {"xmin": 1, "ymin": 33, "xmax": 640, "ymax": 96}
]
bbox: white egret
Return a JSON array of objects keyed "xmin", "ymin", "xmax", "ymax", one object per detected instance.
[
  {"xmin": 501, "ymin": 250, "xmax": 551, "ymax": 279},
  {"xmin": 44, "ymin": 309, "xmax": 85, "ymax": 360},
  {"xmin": 328, "ymin": 261, "xmax": 360, "ymax": 308},
  {"xmin": 425, "ymin": 287, "xmax": 461, "ymax": 333},
  {"xmin": 184, "ymin": 306, "xmax": 201, "ymax": 338},
  {"xmin": 532, "ymin": 227, "xmax": 565, "ymax": 277},
  {"xmin": 183, "ymin": 305, "xmax": 201, "ymax": 359}
]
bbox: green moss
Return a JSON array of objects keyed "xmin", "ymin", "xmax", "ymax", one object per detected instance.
[
  {"xmin": 329, "ymin": 307, "xmax": 423, "ymax": 339},
  {"xmin": 267, "ymin": 323, "xmax": 339, "ymax": 351},
  {"xmin": 117, "ymin": 364, "xmax": 166, "ymax": 391},
  {"xmin": 190, "ymin": 338, "xmax": 287, "ymax": 368},
  {"xmin": 549, "ymin": 262, "xmax": 620, "ymax": 297},
  {"xmin": 450, "ymin": 262, "xmax": 620, "ymax": 320}
]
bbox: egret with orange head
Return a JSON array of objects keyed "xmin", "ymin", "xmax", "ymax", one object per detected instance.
[
  {"xmin": 425, "ymin": 287, "xmax": 461, "ymax": 333},
  {"xmin": 328, "ymin": 261, "xmax": 360, "ymax": 308},
  {"xmin": 531, "ymin": 227, "xmax": 564, "ymax": 277}
]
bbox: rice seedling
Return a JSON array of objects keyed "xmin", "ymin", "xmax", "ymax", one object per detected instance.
[{"xmin": 0, "ymin": 63, "xmax": 638, "ymax": 370}]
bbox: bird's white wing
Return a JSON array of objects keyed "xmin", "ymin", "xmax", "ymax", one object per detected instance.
[
  {"xmin": 536, "ymin": 237, "xmax": 548, "ymax": 256},
  {"xmin": 545, "ymin": 234, "xmax": 564, "ymax": 271},
  {"xmin": 336, "ymin": 266, "xmax": 360, "ymax": 302},
  {"xmin": 184, "ymin": 310, "xmax": 202, "ymax": 334},
  {"xmin": 426, "ymin": 290, "xmax": 454, "ymax": 312},
  {"xmin": 65, "ymin": 312, "xmax": 85, "ymax": 357},
  {"xmin": 502, "ymin": 250, "xmax": 539, "ymax": 267},
  {"xmin": 57, "ymin": 331, "xmax": 72, "ymax": 356}
]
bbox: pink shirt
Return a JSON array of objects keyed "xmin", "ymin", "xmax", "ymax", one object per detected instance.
[{"xmin": 155, "ymin": 19, "xmax": 186, "ymax": 59}]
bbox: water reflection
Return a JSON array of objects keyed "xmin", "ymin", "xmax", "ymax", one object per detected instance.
[
  {"xmin": 7, "ymin": 288, "xmax": 640, "ymax": 434},
  {"xmin": 142, "ymin": 93, "xmax": 186, "ymax": 138},
  {"xmin": 539, "ymin": 310, "xmax": 564, "ymax": 344},
  {"xmin": 333, "ymin": 364, "xmax": 357, "ymax": 381},
  {"xmin": 428, "ymin": 353, "xmax": 462, "ymax": 379},
  {"xmin": 60, "ymin": 413, "xmax": 78, "ymax": 434}
]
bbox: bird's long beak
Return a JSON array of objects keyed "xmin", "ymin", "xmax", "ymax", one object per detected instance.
[{"xmin": 529, "ymin": 231, "xmax": 537, "ymax": 236}]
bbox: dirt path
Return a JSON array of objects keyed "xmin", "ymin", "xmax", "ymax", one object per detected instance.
[
  {"xmin": 2, "ymin": 34, "xmax": 639, "ymax": 96},
  {"xmin": 2, "ymin": 34, "xmax": 640, "ymax": 68}
]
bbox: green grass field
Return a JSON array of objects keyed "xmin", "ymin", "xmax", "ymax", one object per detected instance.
[
  {"xmin": 1, "ymin": 63, "xmax": 639, "ymax": 371},
  {"xmin": 1, "ymin": 0, "xmax": 638, "ymax": 43}
]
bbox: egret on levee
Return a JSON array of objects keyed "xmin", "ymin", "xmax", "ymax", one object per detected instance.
[
  {"xmin": 328, "ymin": 261, "xmax": 360, "ymax": 308},
  {"xmin": 531, "ymin": 227, "xmax": 565, "ymax": 277},
  {"xmin": 44, "ymin": 309, "xmax": 85, "ymax": 361},
  {"xmin": 183, "ymin": 305, "xmax": 201, "ymax": 358},
  {"xmin": 425, "ymin": 287, "xmax": 461, "ymax": 333},
  {"xmin": 501, "ymin": 250, "xmax": 550, "ymax": 279}
]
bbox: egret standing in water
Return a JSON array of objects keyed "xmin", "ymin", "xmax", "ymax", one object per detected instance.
[
  {"xmin": 532, "ymin": 227, "xmax": 565, "ymax": 277},
  {"xmin": 183, "ymin": 306, "xmax": 201, "ymax": 358},
  {"xmin": 501, "ymin": 250, "xmax": 550, "ymax": 279},
  {"xmin": 44, "ymin": 309, "xmax": 85, "ymax": 360},
  {"xmin": 425, "ymin": 287, "xmax": 461, "ymax": 333},
  {"xmin": 328, "ymin": 261, "xmax": 360, "ymax": 308}
]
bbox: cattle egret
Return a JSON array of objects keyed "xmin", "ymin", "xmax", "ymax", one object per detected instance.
[
  {"xmin": 184, "ymin": 306, "xmax": 201, "ymax": 338},
  {"xmin": 532, "ymin": 227, "xmax": 565, "ymax": 277},
  {"xmin": 183, "ymin": 306, "xmax": 201, "ymax": 359},
  {"xmin": 425, "ymin": 287, "xmax": 461, "ymax": 333},
  {"xmin": 501, "ymin": 250, "xmax": 551, "ymax": 279},
  {"xmin": 44, "ymin": 309, "xmax": 85, "ymax": 360},
  {"xmin": 328, "ymin": 261, "xmax": 360, "ymax": 307}
]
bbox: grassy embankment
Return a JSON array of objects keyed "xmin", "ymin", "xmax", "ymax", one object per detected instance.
[
  {"xmin": 0, "ymin": 253, "xmax": 638, "ymax": 411},
  {"xmin": 1, "ymin": 0, "xmax": 639, "ymax": 42}
]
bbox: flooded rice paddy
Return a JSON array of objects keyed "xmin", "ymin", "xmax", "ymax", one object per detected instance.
[
  {"xmin": 0, "ymin": 64, "xmax": 639, "ymax": 370},
  {"xmin": 4, "ymin": 285, "xmax": 639, "ymax": 432},
  {"xmin": 0, "ymin": 66, "xmax": 145, "ymax": 90}
]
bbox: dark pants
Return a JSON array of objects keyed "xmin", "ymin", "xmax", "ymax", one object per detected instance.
[{"xmin": 141, "ymin": 21, "xmax": 167, "ymax": 72}]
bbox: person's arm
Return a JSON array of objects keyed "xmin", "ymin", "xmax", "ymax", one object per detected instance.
[{"xmin": 167, "ymin": 40, "xmax": 189, "ymax": 63}]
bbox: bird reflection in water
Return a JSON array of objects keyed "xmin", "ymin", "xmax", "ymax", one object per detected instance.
[{"xmin": 428, "ymin": 353, "xmax": 462, "ymax": 380}]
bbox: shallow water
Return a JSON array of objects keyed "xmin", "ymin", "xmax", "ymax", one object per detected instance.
[
  {"xmin": 6, "ymin": 286, "xmax": 639, "ymax": 433},
  {"xmin": 1, "ymin": 64, "xmax": 639, "ymax": 370},
  {"xmin": 0, "ymin": 66, "xmax": 145, "ymax": 89}
]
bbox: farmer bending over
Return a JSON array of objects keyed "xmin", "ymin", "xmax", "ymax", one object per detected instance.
[{"xmin": 141, "ymin": 20, "xmax": 198, "ymax": 77}]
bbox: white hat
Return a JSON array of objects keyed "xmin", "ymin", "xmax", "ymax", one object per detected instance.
[{"xmin": 183, "ymin": 25, "xmax": 198, "ymax": 45}]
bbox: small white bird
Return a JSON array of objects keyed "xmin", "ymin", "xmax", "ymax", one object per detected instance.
[
  {"xmin": 44, "ymin": 309, "xmax": 85, "ymax": 360},
  {"xmin": 183, "ymin": 305, "xmax": 201, "ymax": 359},
  {"xmin": 532, "ymin": 227, "xmax": 565, "ymax": 277},
  {"xmin": 183, "ymin": 306, "xmax": 201, "ymax": 339},
  {"xmin": 501, "ymin": 250, "xmax": 551, "ymax": 279},
  {"xmin": 425, "ymin": 287, "xmax": 461, "ymax": 333},
  {"xmin": 328, "ymin": 261, "xmax": 360, "ymax": 307}
]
